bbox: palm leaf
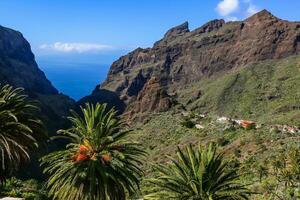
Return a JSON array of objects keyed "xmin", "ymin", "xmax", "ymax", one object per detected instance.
[
  {"xmin": 41, "ymin": 103, "xmax": 146, "ymax": 200},
  {"xmin": 0, "ymin": 84, "xmax": 46, "ymax": 183},
  {"xmin": 145, "ymin": 143, "xmax": 251, "ymax": 200}
]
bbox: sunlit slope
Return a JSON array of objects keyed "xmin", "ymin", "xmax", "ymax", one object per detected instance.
[{"xmin": 179, "ymin": 55, "xmax": 300, "ymax": 125}]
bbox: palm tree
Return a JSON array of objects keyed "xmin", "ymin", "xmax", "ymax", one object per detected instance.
[
  {"xmin": 145, "ymin": 143, "xmax": 251, "ymax": 200},
  {"xmin": 41, "ymin": 103, "xmax": 146, "ymax": 200},
  {"xmin": 0, "ymin": 84, "xmax": 45, "ymax": 183}
]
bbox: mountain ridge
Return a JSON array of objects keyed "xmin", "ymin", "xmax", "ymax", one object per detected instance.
[
  {"xmin": 0, "ymin": 24, "xmax": 75, "ymax": 134},
  {"xmin": 83, "ymin": 9, "xmax": 300, "ymax": 120},
  {"xmin": 0, "ymin": 25, "xmax": 58, "ymax": 94}
]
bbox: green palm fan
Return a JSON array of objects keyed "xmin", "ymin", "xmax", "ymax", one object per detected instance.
[
  {"xmin": 145, "ymin": 143, "xmax": 251, "ymax": 200},
  {"xmin": 41, "ymin": 103, "xmax": 146, "ymax": 200},
  {"xmin": 0, "ymin": 84, "xmax": 45, "ymax": 183}
]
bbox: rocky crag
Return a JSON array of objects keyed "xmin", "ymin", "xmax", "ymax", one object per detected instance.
[
  {"xmin": 0, "ymin": 25, "xmax": 75, "ymax": 133},
  {"xmin": 87, "ymin": 10, "xmax": 300, "ymax": 120}
]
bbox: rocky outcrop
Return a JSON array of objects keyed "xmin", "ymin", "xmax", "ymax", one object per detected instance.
[
  {"xmin": 88, "ymin": 10, "xmax": 300, "ymax": 119},
  {"xmin": 129, "ymin": 77, "xmax": 173, "ymax": 116},
  {"xmin": 154, "ymin": 21, "xmax": 190, "ymax": 47},
  {"xmin": 0, "ymin": 25, "xmax": 75, "ymax": 134},
  {"xmin": 0, "ymin": 26, "xmax": 58, "ymax": 94},
  {"xmin": 191, "ymin": 19, "xmax": 225, "ymax": 36}
]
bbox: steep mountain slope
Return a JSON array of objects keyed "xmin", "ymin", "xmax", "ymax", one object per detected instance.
[
  {"xmin": 87, "ymin": 10, "xmax": 300, "ymax": 121},
  {"xmin": 179, "ymin": 55, "xmax": 300, "ymax": 125},
  {"xmin": 94, "ymin": 11, "xmax": 300, "ymax": 198},
  {"xmin": 0, "ymin": 25, "xmax": 75, "ymax": 134},
  {"xmin": 0, "ymin": 25, "xmax": 56, "ymax": 94}
]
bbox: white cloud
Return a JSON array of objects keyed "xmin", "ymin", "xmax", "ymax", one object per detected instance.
[
  {"xmin": 39, "ymin": 42, "xmax": 114, "ymax": 53},
  {"xmin": 246, "ymin": 2, "xmax": 260, "ymax": 16},
  {"xmin": 216, "ymin": 0, "xmax": 261, "ymax": 20},
  {"xmin": 225, "ymin": 16, "xmax": 239, "ymax": 21},
  {"xmin": 216, "ymin": 0, "xmax": 239, "ymax": 16}
]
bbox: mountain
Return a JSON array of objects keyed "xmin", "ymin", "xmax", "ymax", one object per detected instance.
[
  {"xmin": 0, "ymin": 25, "xmax": 75, "ymax": 134},
  {"xmin": 1, "ymin": 10, "xmax": 299, "ymax": 198},
  {"xmin": 0, "ymin": 25, "xmax": 77, "ymax": 179},
  {"xmin": 82, "ymin": 11, "xmax": 300, "ymax": 198},
  {"xmin": 85, "ymin": 10, "xmax": 300, "ymax": 122},
  {"xmin": 79, "ymin": 11, "xmax": 300, "ymax": 198}
]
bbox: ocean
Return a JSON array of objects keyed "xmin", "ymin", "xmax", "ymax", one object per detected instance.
[{"xmin": 38, "ymin": 61, "xmax": 110, "ymax": 100}]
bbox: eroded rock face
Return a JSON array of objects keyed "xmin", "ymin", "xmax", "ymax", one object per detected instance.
[
  {"xmin": 90, "ymin": 10, "xmax": 300, "ymax": 118},
  {"xmin": 191, "ymin": 19, "xmax": 225, "ymax": 36},
  {"xmin": 0, "ymin": 26, "xmax": 58, "ymax": 94},
  {"xmin": 133, "ymin": 77, "xmax": 172, "ymax": 113},
  {"xmin": 0, "ymin": 25, "xmax": 75, "ymax": 133},
  {"xmin": 123, "ymin": 77, "xmax": 173, "ymax": 120},
  {"xmin": 0, "ymin": 25, "xmax": 78, "ymax": 180},
  {"xmin": 154, "ymin": 21, "xmax": 190, "ymax": 47}
]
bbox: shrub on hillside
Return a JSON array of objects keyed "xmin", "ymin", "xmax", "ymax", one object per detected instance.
[
  {"xmin": 0, "ymin": 177, "xmax": 49, "ymax": 200},
  {"xmin": 180, "ymin": 117, "xmax": 195, "ymax": 128}
]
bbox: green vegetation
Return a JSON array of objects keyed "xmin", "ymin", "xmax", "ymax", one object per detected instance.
[
  {"xmin": 0, "ymin": 178, "xmax": 49, "ymax": 200},
  {"xmin": 2, "ymin": 55, "xmax": 300, "ymax": 200},
  {"xmin": 130, "ymin": 110, "xmax": 300, "ymax": 199},
  {"xmin": 178, "ymin": 55, "xmax": 300, "ymax": 125},
  {"xmin": 145, "ymin": 143, "xmax": 250, "ymax": 200},
  {"xmin": 40, "ymin": 103, "xmax": 146, "ymax": 200},
  {"xmin": 180, "ymin": 116, "xmax": 196, "ymax": 128},
  {"xmin": 0, "ymin": 84, "xmax": 46, "ymax": 183}
]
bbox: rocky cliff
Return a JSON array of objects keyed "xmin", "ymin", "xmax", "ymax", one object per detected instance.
[
  {"xmin": 86, "ymin": 10, "xmax": 300, "ymax": 120},
  {"xmin": 0, "ymin": 25, "xmax": 75, "ymax": 133},
  {"xmin": 0, "ymin": 25, "xmax": 57, "ymax": 94}
]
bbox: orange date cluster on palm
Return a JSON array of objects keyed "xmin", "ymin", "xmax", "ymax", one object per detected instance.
[
  {"xmin": 72, "ymin": 145, "xmax": 111, "ymax": 163},
  {"xmin": 72, "ymin": 144, "xmax": 125, "ymax": 163}
]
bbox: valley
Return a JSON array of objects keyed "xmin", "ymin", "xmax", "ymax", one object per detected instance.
[{"xmin": 0, "ymin": 7, "xmax": 300, "ymax": 200}]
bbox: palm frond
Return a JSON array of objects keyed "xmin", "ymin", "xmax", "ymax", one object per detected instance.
[
  {"xmin": 41, "ymin": 103, "xmax": 146, "ymax": 200},
  {"xmin": 145, "ymin": 143, "xmax": 251, "ymax": 200},
  {"xmin": 0, "ymin": 84, "xmax": 46, "ymax": 183}
]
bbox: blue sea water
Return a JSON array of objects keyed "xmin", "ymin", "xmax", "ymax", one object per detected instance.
[{"xmin": 38, "ymin": 61, "xmax": 110, "ymax": 100}]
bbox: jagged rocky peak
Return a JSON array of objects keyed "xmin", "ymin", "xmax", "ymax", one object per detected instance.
[
  {"xmin": 86, "ymin": 10, "xmax": 300, "ymax": 119},
  {"xmin": 245, "ymin": 9, "xmax": 278, "ymax": 24},
  {"xmin": 106, "ymin": 47, "xmax": 151, "ymax": 76},
  {"xmin": 164, "ymin": 21, "xmax": 189, "ymax": 38},
  {"xmin": 192, "ymin": 19, "xmax": 225, "ymax": 35},
  {"xmin": 154, "ymin": 21, "xmax": 189, "ymax": 47}
]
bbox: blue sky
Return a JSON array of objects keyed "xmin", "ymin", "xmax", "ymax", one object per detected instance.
[{"xmin": 0, "ymin": 0, "xmax": 300, "ymax": 64}]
